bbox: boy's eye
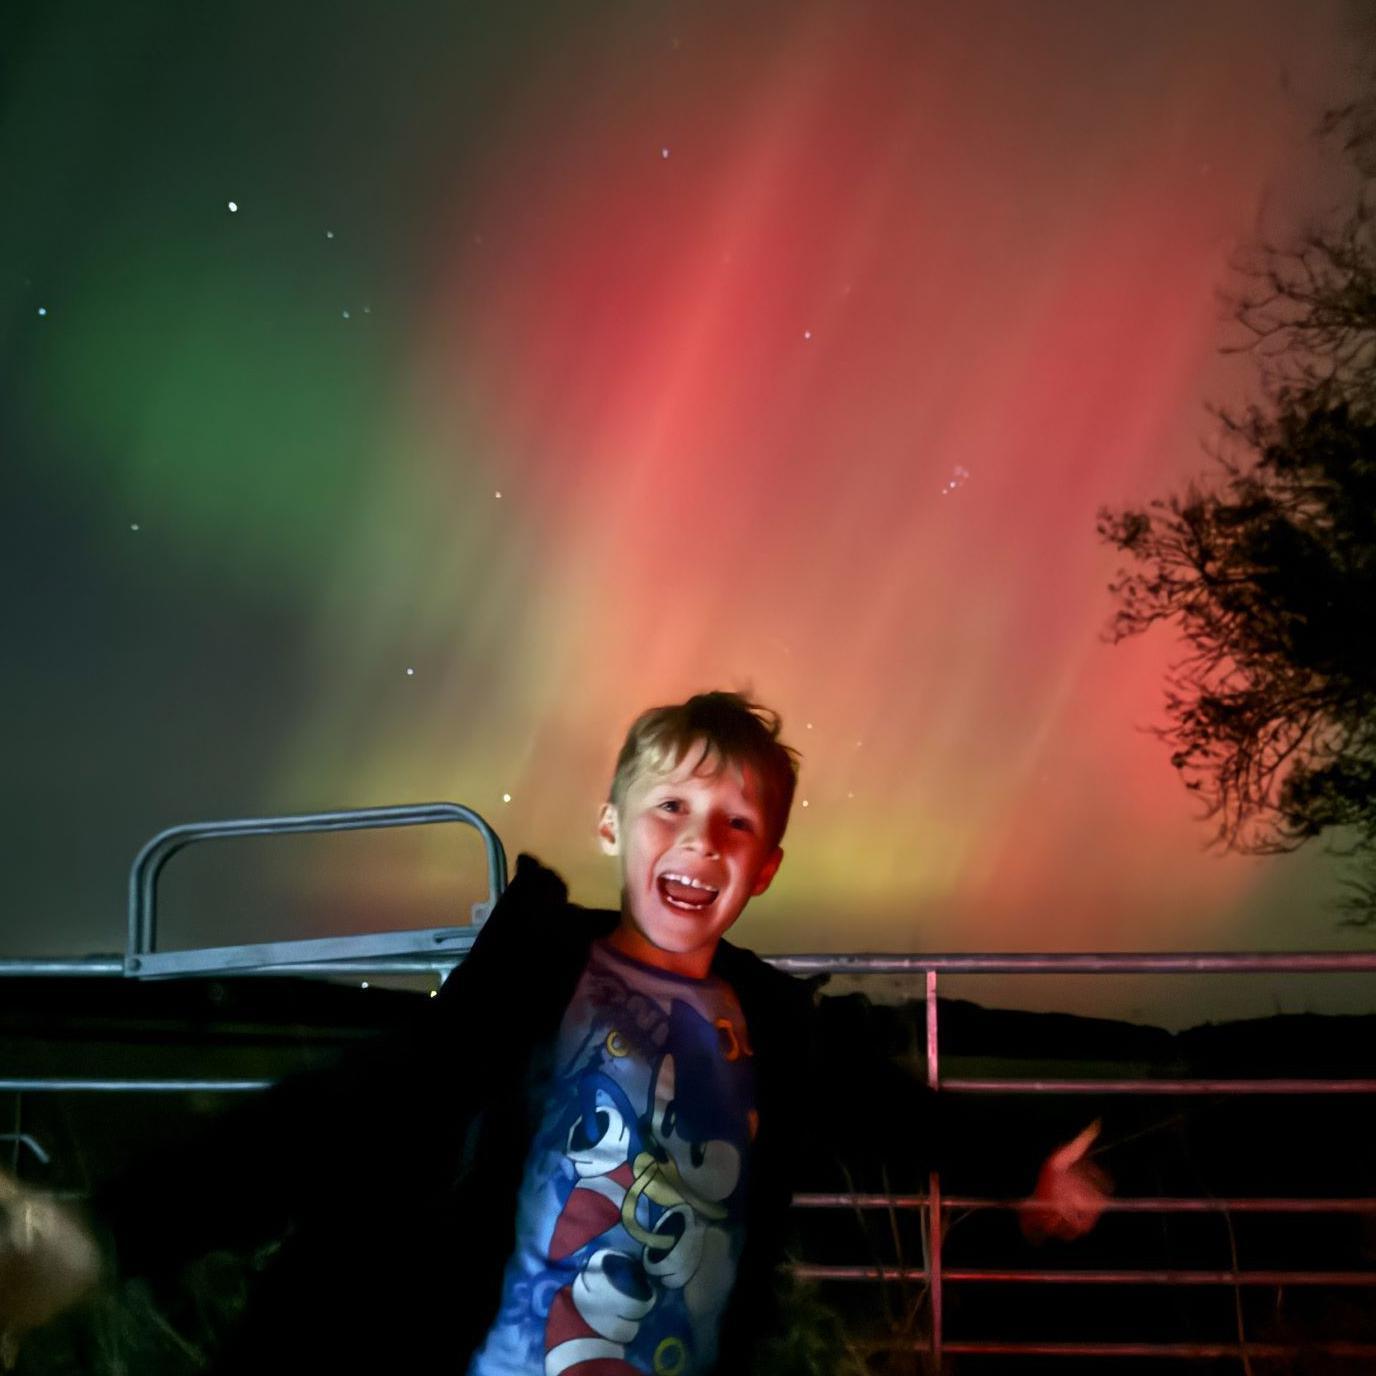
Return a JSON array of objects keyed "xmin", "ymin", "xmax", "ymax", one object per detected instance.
[
  {"xmin": 729, "ymin": 817, "xmax": 753, "ymax": 831},
  {"xmin": 657, "ymin": 799, "xmax": 682, "ymax": 813}
]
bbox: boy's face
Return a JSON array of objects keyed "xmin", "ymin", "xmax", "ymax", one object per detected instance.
[{"xmin": 597, "ymin": 744, "xmax": 784, "ymax": 979}]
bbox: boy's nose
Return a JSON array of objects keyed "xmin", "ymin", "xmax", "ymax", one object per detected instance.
[{"xmin": 679, "ymin": 821, "xmax": 720, "ymax": 857}]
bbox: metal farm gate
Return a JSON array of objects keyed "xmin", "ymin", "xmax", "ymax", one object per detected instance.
[{"xmin": 3, "ymin": 806, "xmax": 1374, "ymax": 1368}]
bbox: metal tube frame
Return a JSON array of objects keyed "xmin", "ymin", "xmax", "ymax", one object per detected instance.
[{"xmin": 123, "ymin": 803, "xmax": 507, "ymax": 978}]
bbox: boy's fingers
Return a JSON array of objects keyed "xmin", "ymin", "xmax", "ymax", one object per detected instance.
[
  {"xmin": 0, "ymin": 1191, "xmax": 101, "ymax": 1337},
  {"xmin": 1046, "ymin": 1119, "xmax": 1100, "ymax": 1172}
]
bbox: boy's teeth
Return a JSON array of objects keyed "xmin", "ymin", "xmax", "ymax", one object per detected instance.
[
  {"xmin": 658, "ymin": 873, "xmax": 719, "ymax": 909},
  {"xmin": 664, "ymin": 873, "xmax": 715, "ymax": 890}
]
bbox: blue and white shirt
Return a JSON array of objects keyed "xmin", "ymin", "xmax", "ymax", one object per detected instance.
[{"xmin": 467, "ymin": 938, "xmax": 756, "ymax": 1376}]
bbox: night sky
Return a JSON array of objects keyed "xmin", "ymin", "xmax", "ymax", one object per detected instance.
[{"xmin": 3, "ymin": 0, "xmax": 1372, "ymax": 1026}]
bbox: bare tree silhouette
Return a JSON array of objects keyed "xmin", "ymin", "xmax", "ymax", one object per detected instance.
[{"xmin": 1099, "ymin": 99, "xmax": 1376, "ymax": 922}]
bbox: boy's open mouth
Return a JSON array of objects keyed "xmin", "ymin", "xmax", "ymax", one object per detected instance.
[{"xmin": 657, "ymin": 872, "xmax": 720, "ymax": 911}]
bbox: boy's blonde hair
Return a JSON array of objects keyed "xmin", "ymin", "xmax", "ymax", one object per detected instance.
[{"xmin": 609, "ymin": 691, "xmax": 801, "ymax": 847}]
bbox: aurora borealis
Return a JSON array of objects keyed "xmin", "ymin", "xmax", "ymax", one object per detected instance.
[{"xmin": 3, "ymin": 0, "xmax": 1372, "ymax": 1024}]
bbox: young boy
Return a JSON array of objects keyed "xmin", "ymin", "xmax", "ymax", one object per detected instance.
[{"xmin": 0, "ymin": 691, "xmax": 1103, "ymax": 1374}]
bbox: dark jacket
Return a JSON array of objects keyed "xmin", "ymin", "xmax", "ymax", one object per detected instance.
[{"xmin": 90, "ymin": 855, "xmax": 946, "ymax": 1374}]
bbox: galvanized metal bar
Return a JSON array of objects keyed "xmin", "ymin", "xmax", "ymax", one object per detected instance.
[
  {"xmin": 0, "ymin": 1133, "xmax": 50, "ymax": 1166},
  {"xmin": 0, "ymin": 956, "xmax": 454, "ymax": 978},
  {"xmin": 1027, "ymin": 1194, "xmax": 1376, "ymax": 1214},
  {"xmin": 927, "ymin": 1170, "xmax": 942, "ymax": 1363},
  {"xmin": 793, "ymin": 1264, "xmax": 1376, "ymax": 1286},
  {"xmin": 0, "ymin": 957, "xmax": 124, "ymax": 976},
  {"xmin": 792, "ymin": 1263, "xmax": 927, "ymax": 1281},
  {"xmin": 15, "ymin": 1076, "xmax": 1356, "ymax": 1102},
  {"xmin": 937, "ymin": 1340, "xmax": 1376, "ymax": 1359},
  {"xmin": 180, "ymin": 959, "xmax": 454, "ymax": 977},
  {"xmin": 126, "ymin": 803, "xmax": 508, "ymax": 965},
  {"xmin": 925, "ymin": 968, "xmax": 939, "ymax": 1091},
  {"xmin": 128, "ymin": 926, "xmax": 478, "ymax": 978},
  {"xmin": 5, "ymin": 949, "xmax": 1374, "ymax": 982},
  {"xmin": 948, "ymin": 1267, "xmax": 1376, "ymax": 1286},
  {"xmin": 941, "ymin": 1076, "xmax": 1376, "ymax": 1094},
  {"xmin": 0, "ymin": 1079, "xmax": 273, "ymax": 1094},
  {"xmin": 768, "ymin": 951, "xmax": 1376, "ymax": 974},
  {"xmin": 793, "ymin": 1192, "xmax": 1376, "ymax": 1213}
]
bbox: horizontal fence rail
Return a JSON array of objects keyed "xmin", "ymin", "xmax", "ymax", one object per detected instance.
[
  {"xmin": 942, "ymin": 1075, "xmax": 1376, "ymax": 1093},
  {"xmin": 10, "ymin": 950, "xmax": 1376, "ymax": 981},
  {"xmin": 0, "ymin": 1079, "xmax": 275, "ymax": 1094},
  {"xmin": 795, "ymin": 1193, "xmax": 1376, "ymax": 1213},
  {"xmin": 939, "ymin": 1341, "xmax": 1376, "ymax": 1360},
  {"xmin": 770, "ymin": 952, "xmax": 1376, "ymax": 974},
  {"xmin": 794, "ymin": 1264, "xmax": 1376, "ymax": 1287},
  {"xmin": 0, "ymin": 956, "xmax": 461, "ymax": 978}
]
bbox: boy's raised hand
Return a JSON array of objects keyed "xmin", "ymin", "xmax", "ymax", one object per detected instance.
[
  {"xmin": 0, "ymin": 1169, "xmax": 100, "ymax": 1368},
  {"xmin": 1017, "ymin": 1119, "xmax": 1111, "ymax": 1244}
]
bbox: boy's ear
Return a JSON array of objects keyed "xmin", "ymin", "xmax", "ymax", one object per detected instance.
[
  {"xmin": 596, "ymin": 802, "xmax": 621, "ymax": 856},
  {"xmin": 751, "ymin": 847, "xmax": 784, "ymax": 897}
]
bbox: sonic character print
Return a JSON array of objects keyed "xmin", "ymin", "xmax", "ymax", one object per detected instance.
[{"xmin": 542, "ymin": 997, "xmax": 755, "ymax": 1376}]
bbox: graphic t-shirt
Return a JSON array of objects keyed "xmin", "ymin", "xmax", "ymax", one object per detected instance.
[{"xmin": 467, "ymin": 938, "xmax": 756, "ymax": 1376}]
